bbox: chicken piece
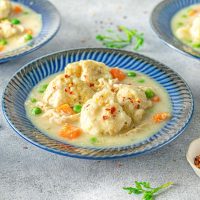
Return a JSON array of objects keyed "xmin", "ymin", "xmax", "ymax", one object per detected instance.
[
  {"xmin": 115, "ymin": 84, "xmax": 152, "ymax": 124},
  {"xmin": 0, "ymin": 0, "xmax": 12, "ymax": 20},
  {"xmin": 0, "ymin": 20, "xmax": 24, "ymax": 38},
  {"xmin": 65, "ymin": 60, "xmax": 112, "ymax": 89},
  {"xmin": 80, "ymin": 88, "xmax": 131, "ymax": 136},
  {"xmin": 190, "ymin": 15, "xmax": 200, "ymax": 43},
  {"xmin": 43, "ymin": 74, "xmax": 94, "ymax": 108}
]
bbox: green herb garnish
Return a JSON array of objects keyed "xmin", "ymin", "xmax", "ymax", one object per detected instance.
[
  {"xmin": 96, "ymin": 26, "xmax": 144, "ymax": 50},
  {"xmin": 123, "ymin": 181, "xmax": 173, "ymax": 200},
  {"xmin": 23, "ymin": 11, "xmax": 29, "ymax": 15},
  {"xmin": 38, "ymin": 84, "xmax": 48, "ymax": 93}
]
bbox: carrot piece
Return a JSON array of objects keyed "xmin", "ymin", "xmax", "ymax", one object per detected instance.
[
  {"xmin": 110, "ymin": 68, "xmax": 126, "ymax": 81},
  {"xmin": 59, "ymin": 124, "xmax": 82, "ymax": 139},
  {"xmin": 188, "ymin": 9, "xmax": 198, "ymax": 16},
  {"xmin": 56, "ymin": 104, "xmax": 74, "ymax": 115},
  {"xmin": 25, "ymin": 29, "xmax": 33, "ymax": 35},
  {"xmin": 153, "ymin": 112, "xmax": 170, "ymax": 123},
  {"xmin": 0, "ymin": 45, "xmax": 4, "ymax": 52},
  {"xmin": 151, "ymin": 96, "xmax": 160, "ymax": 102},
  {"xmin": 13, "ymin": 5, "xmax": 23, "ymax": 14}
]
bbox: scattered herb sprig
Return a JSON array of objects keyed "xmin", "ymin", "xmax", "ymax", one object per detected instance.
[
  {"xmin": 123, "ymin": 181, "xmax": 173, "ymax": 200},
  {"xmin": 96, "ymin": 26, "xmax": 144, "ymax": 50}
]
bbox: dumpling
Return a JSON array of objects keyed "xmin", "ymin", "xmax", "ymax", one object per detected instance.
[
  {"xmin": 43, "ymin": 74, "xmax": 94, "ymax": 108},
  {"xmin": 190, "ymin": 15, "xmax": 200, "ymax": 43},
  {"xmin": 0, "ymin": 0, "xmax": 12, "ymax": 20},
  {"xmin": 65, "ymin": 60, "xmax": 112, "ymax": 88},
  {"xmin": 80, "ymin": 88, "xmax": 131, "ymax": 136},
  {"xmin": 176, "ymin": 25, "xmax": 191, "ymax": 41},
  {"xmin": 0, "ymin": 20, "xmax": 24, "ymax": 38},
  {"xmin": 115, "ymin": 84, "xmax": 152, "ymax": 124}
]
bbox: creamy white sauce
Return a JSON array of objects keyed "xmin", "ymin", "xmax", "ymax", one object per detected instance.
[
  {"xmin": 25, "ymin": 70, "xmax": 172, "ymax": 148},
  {"xmin": 0, "ymin": 2, "xmax": 42, "ymax": 53}
]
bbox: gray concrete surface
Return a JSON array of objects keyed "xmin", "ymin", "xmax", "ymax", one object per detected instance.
[{"xmin": 0, "ymin": 0, "xmax": 200, "ymax": 199}]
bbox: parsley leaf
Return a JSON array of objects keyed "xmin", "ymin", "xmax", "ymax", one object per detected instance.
[
  {"xmin": 96, "ymin": 26, "xmax": 144, "ymax": 51},
  {"xmin": 123, "ymin": 181, "xmax": 173, "ymax": 200}
]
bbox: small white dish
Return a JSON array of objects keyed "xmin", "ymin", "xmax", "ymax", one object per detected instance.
[{"xmin": 186, "ymin": 138, "xmax": 200, "ymax": 178}]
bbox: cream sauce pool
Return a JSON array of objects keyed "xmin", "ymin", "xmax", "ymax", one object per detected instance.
[{"xmin": 25, "ymin": 69, "xmax": 172, "ymax": 148}]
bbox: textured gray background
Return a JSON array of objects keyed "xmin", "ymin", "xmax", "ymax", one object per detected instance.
[{"xmin": 0, "ymin": 0, "xmax": 200, "ymax": 199}]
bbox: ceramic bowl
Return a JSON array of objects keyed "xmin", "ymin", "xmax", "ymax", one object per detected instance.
[
  {"xmin": 151, "ymin": 0, "xmax": 200, "ymax": 60},
  {"xmin": 2, "ymin": 48, "xmax": 194, "ymax": 159},
  {"xmin": 0, "ymin": 0, "xmax": 60, "ymax": 63},
  {"xmin": 186, "ymin": 138, "xmax": 200, "ymax": 178}
]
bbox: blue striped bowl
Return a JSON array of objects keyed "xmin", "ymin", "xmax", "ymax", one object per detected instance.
[
  {"xmin": 151, "ymin": 0, "xmax": 200, "ymax": 60},
  {"xmin": 2, "ymin": 48, "xmax": 194, "ymax": 160},
  {"xmin": 0, "ymin": 0, "xmax": 60, "ymax": 63}
]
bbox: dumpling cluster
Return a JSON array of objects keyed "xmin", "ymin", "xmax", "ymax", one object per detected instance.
[
  {"xmin": 43, "ymin": 60, "xmax": 154, "ymax": 136},
  {"xmin": 0, "ymin": 0, "xmax": 12, "ymax": 20},
  {"xmin": 176, "ymin": 9, "xmax": 200, "ymax": 43}
]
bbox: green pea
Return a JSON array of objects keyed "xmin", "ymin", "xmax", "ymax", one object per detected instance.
[
  {"xmin": 11, "ymin": 18, "xmax": 21, "ymax": 25},
  {"xmin": 192, "ymin": 43, "xmax": 200, "ymax": 48},
  {"xmin": 30, "ymin": 98, "xmax": 37, "ymax": 103},
  {"xmin": 38, "ymin": 84, "xmax": 48, "ymax": 93},
  {"xmin": 24, "ymin": 34, "xmax": 33, "ymax": 41},
  {"xmin": 138, "ymin": 79, "xmax": 145, "ymax": 83},
  {"xmin": 145, "ymin": 89, "xmax": 155, "ymax": 99},
  {"xmin": 0, "ymin": 39, "xmax": 7, "ymax": 45},
  {"xmin": 23, "ymin": 11, "xmax": 29, "ymax": 15},
  {"xmin": 182, "ymin": 14, "xmax": 187, "ymax": 18},
  {"xmin": 90, "ymin": 137, "xmax": 98, "ymax": 144},
  {"xmin": 31, "ymin": 107, "xmax": 42, "ymax": 115},
  {"xmin": 73, "ymin": 104, "xmax": 82, "ymax": 113},
  {"xmin": 127, "ymin": 71, "xmax": 137, "ymax": 77},
  {"xmin": 177, "ymin": 22, "xmax": 184, "ymax": 27}
]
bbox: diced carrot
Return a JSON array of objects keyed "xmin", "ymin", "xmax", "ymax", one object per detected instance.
[
  {"xmin": 59, "ymin": 124, "xmax": 82, "ymax": 139},
  {"xmin": 151, "ymin": 96, "xmax": 160, "ymax": 102},
  {"xmin": 25, "ymin": 28, "xmax": 33, "ymax": 35},
  {"xmin": 13, "ymin": 5, "xmax": 23, "ymax": 14},
  {"xmin": 0, "ymin": 45, "xmax": 4, "ymax": 52},
  {"xmin": 110, "ymin": 68, "xmax": 126, "ymax": 81},
  {"xmin": 153, "ymin": 112, "xmax": 170, "ymax": 123},
  {"xmin": 56, "ymin": 104, "xmax": 74, "ymax": 115},
  {"xmin": 188, "ymin": 9, "xmax": 198, "ymax": 16}
]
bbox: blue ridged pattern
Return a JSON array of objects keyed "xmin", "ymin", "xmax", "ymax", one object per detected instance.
[
  {"xmin": 0, "ymin": 0, "xmax": 60, "ymax": 63},
  {"xmin": 151, "ymin": 0, "xmax": 200, "ymax": 59},
  {"xmin": 2, "ymin": 48, "xmax": 194, "ymax": 160}
]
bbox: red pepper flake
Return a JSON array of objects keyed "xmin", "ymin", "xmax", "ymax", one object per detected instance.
[
  {"xmin": 194, "ymin": 155, "xmax": 200, "ymax": 168},
  {"xmin": 105, "ymin": 108, "xmax": 110, "ymax": 111},
  {"xmin": 111, "ymin": 88, "xmax": 115, "ymax": 92},
  {"xmin": 110, "ymin": 106, "xmax": 116, "ymax": 114},
  {"xmin": 89, "ymin": 83, "xmax": 94, "ymax": 87},
  {"xmin": 103, "ymin": 115, "xmax": 109, "ymax": 120},
  {"xmin": 65, "ymin": 74, "xmax": 70, "ymax": 78}
]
